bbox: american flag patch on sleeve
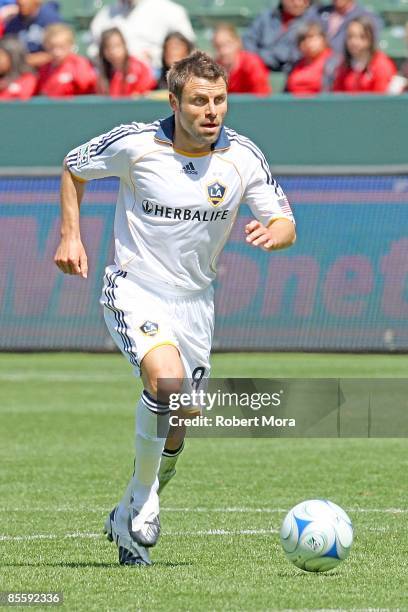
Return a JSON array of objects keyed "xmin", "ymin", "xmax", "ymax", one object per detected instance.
[{"xmin": 278, "ymin": 196, "xmax": 293, "ymax": 217}]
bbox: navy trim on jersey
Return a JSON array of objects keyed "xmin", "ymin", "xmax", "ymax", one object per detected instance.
[
  {"xmin": 154, "ymin": 115, "xmax": 230, "ymax": 151},
  {"xmin": 65, "ymin": 122, "xmax": 160, "ymax": 167},
  {"xmin": 96, "ymin": 125, "xmax": 158, "ymax": 156},
  {"xmin": 104, "ymin": 270, "xmax": 139, "ymax": 368},
  {"xmin": 95, "ymin": 121, "xmax": 159, "ymax": 156}
]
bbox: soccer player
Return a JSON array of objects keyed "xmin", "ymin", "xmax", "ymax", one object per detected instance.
[{"xmin": 54, "ymin": 51, "xmax": 296, "ymax": 566}]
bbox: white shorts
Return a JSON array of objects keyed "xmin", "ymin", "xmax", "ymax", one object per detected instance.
[{"xmin": 100, "ymin": 265, "xmax": 214, "ymax": 385}]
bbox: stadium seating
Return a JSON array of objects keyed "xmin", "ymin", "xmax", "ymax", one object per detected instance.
[
  {"xmin": 364, "ymin": 0, "xmax": 408, "ymax": 25},
  {"xmin": 60, "ymin": 0, "xmax": 408, "ymax": 75},
  {"xmin": 379, "ymin": 25, "xmax": 408, "ymax": 62}
]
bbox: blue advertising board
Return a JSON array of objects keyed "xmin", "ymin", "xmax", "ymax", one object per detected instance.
[{"xmin": 1, "ymin": 175, "xmax": 407, "ymax": 350}]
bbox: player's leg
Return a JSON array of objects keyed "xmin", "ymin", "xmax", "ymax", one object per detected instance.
[
  {"xmin": 100, "ymin": 267, "xmax": 183, "ymax": 562},
  {"xmin": 157, "ymin": 286, "xmax": 214, "ymax": 496},
  {"xmin": 126, "ymin": 344, "xmax": 184, "ymax": 547}
]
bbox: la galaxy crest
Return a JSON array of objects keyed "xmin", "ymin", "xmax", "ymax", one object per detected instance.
[
  {"xmin": 207, "ymin": 180, "xmax": 227, "ymax": 207},
  {"xmin": 140, "ymin": 321, "xmax": 159, "ymax": 336}
]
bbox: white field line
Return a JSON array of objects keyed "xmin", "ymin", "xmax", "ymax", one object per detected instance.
[
  {"xmin": 0, "ymin": 526, "xmax": 390, "ymax": 542},
  {"xmin": 0, "ymin": 529, "xmax": 279, "ymax": 542},
  {"xmin": 166, "ymin": 507, "xmax": 408, "ymax": 514},
  {"xmin": 0, "ymin": 506, "xmax": 406, "ymax": 514}
]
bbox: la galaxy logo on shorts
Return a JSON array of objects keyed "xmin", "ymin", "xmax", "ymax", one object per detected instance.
[
  {"xmin": 207, "ymin": 181, "xmax": 227, "ymax": 207},
  {"xmin": 140, "ymin": 321, "xmax": 159, "ymax": 336}
]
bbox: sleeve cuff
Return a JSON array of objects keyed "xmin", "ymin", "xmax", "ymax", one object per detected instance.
[{"xmin": 267, "ymin": 216, "xmax": 294, "ymax": 227}]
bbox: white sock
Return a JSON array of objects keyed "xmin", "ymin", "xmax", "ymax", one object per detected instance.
[{"xmin": 118, "ymin": 391, "xmax": 170, "ymax": 529}]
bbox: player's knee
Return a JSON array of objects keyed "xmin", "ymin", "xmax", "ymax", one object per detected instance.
[
  {"xmin": 141, "ymin": 348, "xmax": 184, "ymax": 402},
  {"xmin": 151, "ymin": 372, "xmax": 184, "ymax": 403}
]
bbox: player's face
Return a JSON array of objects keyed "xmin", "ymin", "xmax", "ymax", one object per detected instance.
[
  {"xmin": 170, "ymin": 77, "xmax": 228, "ymax": 150},
  {"xmin": 346, "ymin": 22, "xmax": 371, "ymax": 58},
  {"xmin": 45, "ymin": 33, "xmax": 74, "ymax": 66}
]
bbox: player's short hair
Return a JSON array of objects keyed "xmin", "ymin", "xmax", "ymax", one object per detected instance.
[
  {"xmin": 43, "ymin": 23, "xmax": 74, "ymax": 45},
  {"xmin": 167, "ymin": 50, "xmax": 227, "ymax": 101}
]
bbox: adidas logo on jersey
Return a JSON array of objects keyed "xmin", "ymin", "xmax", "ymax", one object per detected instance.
[{"xmin": 181, "ymin": 162, "xmax": 198, "ymax": 175}]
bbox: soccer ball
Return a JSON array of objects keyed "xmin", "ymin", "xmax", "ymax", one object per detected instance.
[{"xmin": 280, "ymin": 499, "xmax": 353, "ymax": 572}]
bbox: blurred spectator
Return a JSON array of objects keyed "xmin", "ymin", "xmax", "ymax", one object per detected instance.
[
  {"xmin": 0, "ymin": 35, "xmax": 37, "ymax": 99},
  {"xmin": 88, "ymin": 0, "xmax": 195, "ymax": 70},
  {"xmin": 318, "ymin": 0, "xmax": 382, "ymax": 54},
  {"xmin": 36, "ymin": 23, "xmax": 96, "ymax": 97},
  {"xmin": 286, "ymin": 21, "xmax": 338, "ymax": 94},
  {"xmin": 156, "ymin": 31, "xmax": 193, "ymax": 90},
  {"xmin": 389, "ymin": 22, "xmax": 408, "ymax": 94},
  {"xmin": 98, "ymin": 27, "xmax": 156, "ymax": 96},
  {"xmin": 213, "ymin": 23, "xmax": 271, "ymax": 95},
  {"xmin": 333, "ymin": 17, "xmax": 397, "ymax": 93},
  {"xmin": 5, "ymin": 0, "xmax": 62, "ymax": 67},
  {"xmin": 243, "ymin": 0, "xmax": 319, "ymax": 72},
  {"xmin": 333, "ymin": 16, "xmax": 396, "ymax": 93},
  {"xmin": 0, "ymin": 1, "xmax": 18, "ymax": 32}
]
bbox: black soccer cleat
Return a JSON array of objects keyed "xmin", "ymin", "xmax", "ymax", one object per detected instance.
[
  {"xmin": 103, "ymin": 506, "xmax": 151, "ymax": 566},
  {"xmin": 118, "ymin": 545, "xmax": 149, "ymax": 566},
  {"xmin": 128, "ymin": 509, "xmax": 161, "ymax": 548}
]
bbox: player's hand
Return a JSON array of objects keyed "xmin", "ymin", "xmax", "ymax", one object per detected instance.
[
  {"xmin": 54, "ymin": 237, "xmax": 88, "ymax": 278},
  {"xmin": 245, "ymin": 220, "xmax": 279, "ymax": 251},
  {"xmin": 245, "ymin": 219, "xmax": 296, "ymax": 251}
]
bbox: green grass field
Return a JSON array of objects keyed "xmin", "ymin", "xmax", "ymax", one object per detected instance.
[{"xmin": 0, "ymin": 353, "xmax": 407, "ymax": 611}]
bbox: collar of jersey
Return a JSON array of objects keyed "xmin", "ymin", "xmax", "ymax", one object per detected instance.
[{"xmin": 154, "ymin": 114, "xmax": 230, "ymax": 155}]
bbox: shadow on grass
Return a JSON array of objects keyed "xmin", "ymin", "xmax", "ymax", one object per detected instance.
[
  {"xmin": 276, "ymin": 570, "xmax": 341, "ymax": 578},
  {"xmin": 151, "ymin": 561, "xmax": 193, "ymax": 568},
  {"xmin": 1, "ymin": 561, "xmax": 193, "ymax": 569}
]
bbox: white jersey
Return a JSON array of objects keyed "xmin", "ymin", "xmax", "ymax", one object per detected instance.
[{"xmin": 65, "ymin": 115, "xmax": 295, "ymax": 294}]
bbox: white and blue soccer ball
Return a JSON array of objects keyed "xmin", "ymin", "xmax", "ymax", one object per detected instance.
[{"xmin": 280, "ymin": 499, "xmax": 353, "ymax": 572}]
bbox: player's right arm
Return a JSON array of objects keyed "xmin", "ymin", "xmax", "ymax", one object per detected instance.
[
  {"xmin": 54, "ymin": 123, "xmax": 140, "ymax": 277},
  {"xmin": 54, "ymin": 165, "xmax": 88, "ymax": 278}
]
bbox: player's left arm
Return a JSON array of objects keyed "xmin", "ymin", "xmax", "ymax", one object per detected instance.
[
  {"xmin": 245, "ymin": 217, "xmax": 296, "ymax": 251},
  {"xmin": 241, "ymin": 146, "xmax": 296, "ymax": 252}
]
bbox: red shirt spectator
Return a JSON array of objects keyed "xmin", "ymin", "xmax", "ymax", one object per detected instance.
[
  {"xmin": 333, "ymin": 17, "xmax": 396, "ymax": 93},
  {"xmin": 287, "ymin": 47, "xmax": 334, "ymax": 95},
  {"xmin": 37, "ymin": 24, "xmax": 96, "ymax": 97},
  {"xmin": 98, "ymin": 28, "xmax": 156, "ymax": 97},
  {"xmin": 0, "ymin": 35, "xmax": 37, "ymax": 100},
  {"xmin": 108, "ymin": 55, "xmax": 156, "ymax": 97},
  {"xmin": 227, "ymin": 49, "xmax": 271, "ymax": 95},
  {"xmin": 286, "ymin": 22, "xmax": 337, "ymax": 95},
  {"xmin": 333, "ymin": 49, "xmax": 396, "ymax": 93},
  {"xmin": 0, "ymin": 71, "xmax": 36, "ymax": 99},
  {"xmin": 213, "ymin": 24, "xmax": 271, "ymax": 96},
  {"xmin": 37, "ymin": 52, "xmax": 96, "ymax": 97}
]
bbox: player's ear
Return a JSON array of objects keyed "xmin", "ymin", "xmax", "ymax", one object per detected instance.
[{"xmin": 169, "ymin": 92, "xmax": 179, "ymax": 112}]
